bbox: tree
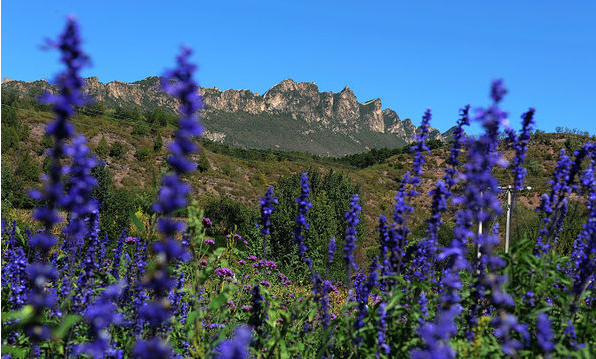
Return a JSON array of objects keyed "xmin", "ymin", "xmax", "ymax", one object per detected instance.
[
  {"xmin": 197, "ymin": 154, "xmax": 210, "ymax": 172},
  {"xmin": 268, "ymin": 169, "xmax": 364, "ymax": 281},
  {"xmin": 109, "ymin": 141, "xmax": 126, "ymax": 158},
  {"xmin": 153, "ymin": 133, "xmax": 163, "ymax": 152},
  {"xmin": 95, "ymin": 136, "xmax": 109, "ymax": 158},
  {"xmin": 135, "ymin": 146, "xmax": 151, "ymax": 162}
]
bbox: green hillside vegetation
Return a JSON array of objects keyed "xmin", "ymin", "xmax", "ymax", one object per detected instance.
[{"xmin": 2, "ymin": 97, "xmax": 594, "ymax": 274}]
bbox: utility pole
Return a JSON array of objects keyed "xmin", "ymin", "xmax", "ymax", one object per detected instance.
[
  {"xmin": 498, "ymin": 185, "xmax": 531, "ymax": 255},
  {"xmin": 505, "ymin": 185, "xmax": 512, "ymax": 254}
]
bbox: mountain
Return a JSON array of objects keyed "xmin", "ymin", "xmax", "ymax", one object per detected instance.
[{"xmin": 2, "ymin": 77, "xmax": 451, "ymax": 156}]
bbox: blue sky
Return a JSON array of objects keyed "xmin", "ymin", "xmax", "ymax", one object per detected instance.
[{"xmin": 2, "ymin": 1, "xmax": 595, "ymax": 134}]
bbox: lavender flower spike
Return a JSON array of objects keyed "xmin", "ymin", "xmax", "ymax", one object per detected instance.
[
  {"xmin": 294, "ymin": 173, "xmax": 313, "ymax": 262},
  {"xmin": 344, "ymin": 193, "xmax": 362, "ymax": 287},
  {"xmin": 258, "ymin": 186, "xmax": 278, "ymax": 259},
  {"xmin": 505, "ymin": 108, "xmax": 535, "ymax": 191},
  {"xmin": 135, "ymin": 46, "xmax": 201, "ymax": 358},
  {"xmin": 26, "ymin": 16, "xmax": 89, "ymax": 349}
]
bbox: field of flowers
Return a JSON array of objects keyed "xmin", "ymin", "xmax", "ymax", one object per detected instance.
[{"xmin": 1, "ymin": 17, "xmax": 595, "ymax": 359}]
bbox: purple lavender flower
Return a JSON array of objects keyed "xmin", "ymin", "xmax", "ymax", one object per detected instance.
[
  {"xmin": 411, "ymin": 109, "xmax": 432, "ymax": 180},
  {"xmin": 411, "ymin": 305, "xmax": 460, "ymax": 359},
  {"xmin": 294, "ymin": 173, "xmax": 312, "ymax": 261},
  {"xmin": 344, "ymin": 194, "xmax": 361, "ymax": 287},
  {"xmin": 111, "ymin": 229, "xmax": 126, "ymax": 280},
  {"xmin": 26, "ymin": 16, "xmax": 89, "ymax": 349},
  {"xmin": 74, "ymin": 283, "xmax": 124, "ymax": 359},
  {"xmin": 536, "ymin": 313, "xmax": 555, "ymax": 357},
  {"xmin": 202, "ymin": 217, "xmax": 213, "ymax": 227},
  {"xmin": 248, "ymin": 285, "xmax": 265, "ymax": 350},
  {"xmin": 214, "ymin": 326, "xmax": 252, "ymax": 359},
  {"xmin": 354, "ymin": 259, "xmax": 378, "ymax": 345},
  {"xmin": 535, "ymin": 150, "xmax": 572, "ymax": 256},
  {"xmin": 375, "ymin": 302, "xmax": 390, "ymax": 358},
  {"xmin": 443, "ymin": 105, "xmax": 470, "ymax": 190},
  {"xmin": 505, "ymin": 108, "xmax": 535, "ymax": 191},
  {"xmin": 258, "ymin": 186, "xmax": 278, "ymax": 258},
  {"xmin": 389, "ymin": 110, "xmax": 431, "ymax": 278},
  {"xmin": 412, "ymin": 179, "xmax": 449, "ymax": 281},
  {"xmin": 136, "ymin": 46, "xmax": 201, "ymax": 358},
  {"xmin": 460, "ymin": 80, "xmax": 527, "ymax": 355},
  {"xmin": 215, "ymin": 267, "xmax": 235, "ymax": 278},
  {"xmin": 133, "ymin": 338, "xmax": 173, "ymax": 359},
  {"xmin": 570, "ymin": 146, "xmax": 596, "ymax": 312},
  {"xmin": 2, "ymin": 230, "xmax": 29, "ymax": 310}
]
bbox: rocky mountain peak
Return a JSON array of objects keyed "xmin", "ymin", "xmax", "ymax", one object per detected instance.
[{"xmin": 2, "ymin": 76, "xmax": 449, "ymax": 155}]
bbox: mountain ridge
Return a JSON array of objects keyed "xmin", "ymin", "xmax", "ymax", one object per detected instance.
[{"xmin": 2, "ymin": 77, "xmax": 453, "ymax": 156}]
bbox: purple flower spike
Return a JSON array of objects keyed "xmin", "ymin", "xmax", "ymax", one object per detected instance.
[
  {"xmin": 506, "ymin": 108, "xmax": 535, "ymax": 191},
  {"xmin": 258, "ymin": 186, "xmax": 278, "ymax": 259},
  {"xmin": 215, "ymin": 326, "xmax": 252, "ymax": 359},
  {"xmin": 294, "ymin": 173, "xmax": 313, "ymax": 263},
  {"xmin": 26, "ymin": 16, "xmax": 90, "ymax": 348},
  {"xmin": 536, "ymin": 314, "xmax": 555, "ymax": 358},
  {"xmin": 344, "ymin": 194, "xmax": 361, "ymax": 287},
  {"xmin": 137, "ymin": 46, "xmax": 202, "ymax": 358}
]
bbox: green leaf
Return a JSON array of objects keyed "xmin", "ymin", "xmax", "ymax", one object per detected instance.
[
  {"xmin": 130, "ymin": 211, "xmax": 145, "ymax": 233},
  {"xmin": 209, "ymin": 291, "xmax": 229, "ymax": 310},
  {"xmin": 53, "ymin": 314, "xmax": 82, "ymax": 339},
  {"xmin": 1, "ymin": 345, "xmax": 28, "ymax": 359}
]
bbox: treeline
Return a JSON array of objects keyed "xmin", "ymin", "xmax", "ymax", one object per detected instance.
[{"xmin": 334, "ymin": 138, "xmax": 444, "ymax": 168}]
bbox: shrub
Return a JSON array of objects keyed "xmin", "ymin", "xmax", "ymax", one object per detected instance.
[
  {"xmin": 109, "ymin": 141, "xmax": 126, "ymax": 158},
  {"xmin": 134, "ymin": 146, "xmax": 150, "ymax": 161}
]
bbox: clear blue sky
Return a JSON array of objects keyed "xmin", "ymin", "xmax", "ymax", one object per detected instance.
[{"xmin": 2, "ymin": 1, "xmax": 595, "ymax": 134}]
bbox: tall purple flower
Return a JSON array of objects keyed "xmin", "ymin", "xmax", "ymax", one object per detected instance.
[
  {"xmin": 61, "ymin": 135, "xmax": 98, "ymax": 253},
  {"xmin": 258, "ymin": 186, "xmax": 278, "ymax": 259},
  {"xmin": 412, "ymin": 179, "xmax": 449, "ymax": 281},
  {"xmin": 26, "ymin": 16, "xmax": 89, "ymax": 348},
  {"xmin": 354, "ymin": 259, "xmax": 378, "ymax": 345},
  {"xmin": 74, "ymin": 283, "xmax": 124, "ymax": 359},
  {"xmin": 443, "ymin": 105, "xmax": 470, "ymax": 190},
  {"xmin": 570, "ymin": 146, "xmax": 596, "ymax": 313},
  {"xmin": 136, "ymin": 46, "xmax": 200, "ymax": 358},
  {"xmin": 390, "ymin": 109, "xmax": 431, "ymax": 279},
  {"xmin": 215, "ymin": 327, "xmax": 252, "ymax": 359},
  {"xmin": 461, "ymin": 80, "xmax": 527, "ymax": 356},
  {"xmin": 375, "ymin": 302, "xmax": 390, "ymax": 359},
  {"xmin": 344, "ymin": 194, "xmax": 361, "ymax": 287},
  {"xmin": 505, "ymin": 108, "xmax": 535, "ymax": 191},
  {"xmin": 536, "ymin": 314, "xmax": 555, "ymax": 358},
  {"xmin": 294, "ymin": 173, "xmax": 313, "ymax": 264},
  {"xmin": 111, "ymin": 229, "xmax": 126, "ymax": 280},
  {"xmin": 535, "ymin": 150, "xmax": 572, "ymax": 256}
]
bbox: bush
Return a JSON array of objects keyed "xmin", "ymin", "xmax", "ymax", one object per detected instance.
[
  {"xmin": 153, "ymin": 133, "xmax": 163, "ymax": 152},
  {"xmin": 134, "ymin": 146, "xmax": 150, "ymax": 161},
  {"xmin": 95, "ymin": 136, "xmax": 109, "ymax": 157},
  {"xmin": 109, "ymin": 141, "xmax": 126, "ymax": 158},
  {"xmin": 197, "ymin": 154, "xmax": 210, "ymax": 172}
]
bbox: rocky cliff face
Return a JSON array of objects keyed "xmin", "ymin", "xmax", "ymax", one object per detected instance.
[{"xmin": 2, "ymin": 77, "xmax": 448, "ymax": 155}]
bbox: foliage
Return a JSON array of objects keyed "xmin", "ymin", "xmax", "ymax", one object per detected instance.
[
  {"xmin": 197, "ymin": 154, "xmax": 210, "ymax": 172},
  {"xmin": 95, "ymin": 136, "xmax": 109, "ymax": 158},
  {"xmin": 109, "ymin": 141, "xmax": 126, "ymax": 158},
  {"xmin": 134, "ymin": 146, "xmax": 151, "ymax": 161}
]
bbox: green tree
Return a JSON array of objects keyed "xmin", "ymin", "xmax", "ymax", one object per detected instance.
[
  {"xmin": 15, "ymin": 152, "xmax": 41, "ymax": 182},
  {"xmin": 95, "ymin": 136, "xmax": 109, "ymax": 158},
  {"xmin": 197, "ymin": 154, "xmax": 210, "ymax": 173},
  {"xmin": 269, "ymin": 169, "xmax": 364, "ymax": 281},
  {"xmin": 109, "ymin": 141, "xmax": 126, "ymax": 158},
  {"xmin": 153, "ymin": 133, "xmax": 163, "ymax": 152},
  {"xmin": 135, "ymin": 146, "xmax": 151, "ymax": 161}
]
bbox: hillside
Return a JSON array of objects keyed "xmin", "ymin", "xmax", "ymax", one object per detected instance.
[
  {"xmin": 1, "ymin": 77, "xmax": 451, "ymax": 156},
  {"xmin": 3, "ymin": 97, "xmax": 593, "ymax": 262}
]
